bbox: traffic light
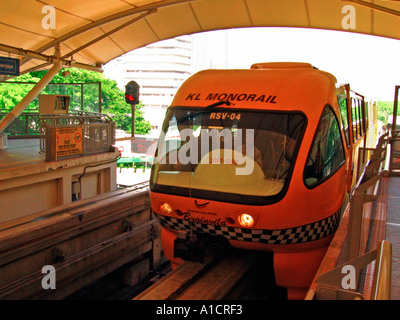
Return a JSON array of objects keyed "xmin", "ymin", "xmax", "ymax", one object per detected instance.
[{"xmin": 125, "ymin": 81, "xmax": 140, "ymax": 105}]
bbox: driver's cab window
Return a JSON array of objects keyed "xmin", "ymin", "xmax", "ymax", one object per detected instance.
[{"xmin": 304, "ymin": 105, "xmax": 345, "ymax": 187}]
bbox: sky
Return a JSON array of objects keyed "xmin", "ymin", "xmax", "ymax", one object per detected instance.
[{"xmin": 191, "ymin": 27, "xmax": 400, "ymax": 101}]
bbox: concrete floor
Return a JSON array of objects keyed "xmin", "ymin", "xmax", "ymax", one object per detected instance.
[{"xmin": 386, "ymin": 177, "xmax": 400, "ymax": 299}]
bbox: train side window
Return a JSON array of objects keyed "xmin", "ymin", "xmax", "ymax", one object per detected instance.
[
  {"xmin": 358, "ymin": 99, "xmax": 364, "ymax": 136},
  {"xmin": 351, "ymin": 98, "xmax": 356, "ymax": 141},
  {"xmin": 352, "ymin": 98, "xmax": 360, "ymax": 142},
  {"xmin": 338, "ymin": 95, "xmax": 350, "ymax": 148},
  {"xmin": 361, "ymin": 99, "xmax": 367, "ymax": 135},
  {"xmin": 304, "ymin": 106, "xmax": 345, "ymax": 188},
  {"xmin": 364, "ymin": 101, "xmax": 369, "ymax": 132},
  {"xmin": 350, "ymin": 96, "xmax": 368, "ymax": 141},
  {"xmin": 355, "ymin": 99, "xmax": 359, "ymax": 137}
]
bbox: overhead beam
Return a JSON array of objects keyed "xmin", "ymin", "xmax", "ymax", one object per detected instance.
[
  {"xmin": 0, "ymin": 43, "xmax": 103, "ymax": 73},
  {"xmin": 343, "ymin": 0, "xmax": 400, "ymax": 17},
  {"xmin": 0, "ymin": 43, "xmax": 56, "ymax": 63},
  {"xmin": 20, "ymin": 0, "xmax": 197, "ymax": 67},
  {"xmin": 0, "ymin": 47, "xmax": 62, "ymax": 134},
  {"xmin": 0, "ymin": 8, "xmax": 159, "ymax": 75},
  {"xmin": 61, "ymin": 10, "xmax": 156, "ymax": 60}
]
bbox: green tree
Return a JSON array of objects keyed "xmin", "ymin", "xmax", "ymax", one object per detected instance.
[
  {"xmin": 377, "ymin": 101, "xmax": 393, "ymax": 123},
  {"xmin": 0, "ymin": 68, "xmax": 152, "ymax": 135},
  {"xmin": 0, "ymin": 74, "xmax": 39, "ymax": 110}
]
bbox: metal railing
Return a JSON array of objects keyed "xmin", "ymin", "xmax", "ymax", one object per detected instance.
[
  {"xmin": 388, "ymin": 130, "xmax": 400, "ymax": 175},
  {"xmin": 312, "ymin": 240, "xmax": 392, "ymax": 300},
  {"xmin": 0, "ymin": 109, "xmax": 112, "ymax": 139},
  {"xmin": 0, "ymin": 110, "xmax": 41, "ymax": 137},
  {"xmin": 373, "ymin": 240, "xmax": 392, "ymax": 300},
  {"xmin": 0, "ymin": 81, "xmax": 102, "ymax": 113},
  {"xmin": 40, "ymin": 112, "xmax": 115, "ymax": 161},
  {"xmin": 346, "ymin": 133, "xmax": 389, "ymax": 261},
  {"xmin": 311, "ymin": 131, "xmax": 392, "ymax": 300},
  {"xmin": 388, "ymin": 85, "xmax": 400, "ymax": 175}
]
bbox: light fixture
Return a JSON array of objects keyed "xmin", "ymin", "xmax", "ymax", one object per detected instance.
[
  {"xmin": 160, "ymin": 202, "xmax": 172, "ymax": 215},
  {"xmin": 238, "ymin": 213, "xmax": 254, "ymax": 228}
]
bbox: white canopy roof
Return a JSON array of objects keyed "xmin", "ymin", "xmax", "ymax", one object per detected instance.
[{"xmin": 0, "ymin": 0, "xmax": 399, "ymax": 75}]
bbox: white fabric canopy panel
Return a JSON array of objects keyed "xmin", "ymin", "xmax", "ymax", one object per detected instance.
[{"xmin": 0, "ymin": 0, "xmax": 399, "ymax": 75}]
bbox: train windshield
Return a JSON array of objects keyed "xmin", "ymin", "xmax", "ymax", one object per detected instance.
[{"xmin": 151, "ymin": 107, "xmax": 306, "ymax": 205}]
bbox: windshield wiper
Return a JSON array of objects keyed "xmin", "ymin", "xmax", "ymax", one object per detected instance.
[
  {"xmin": 204, "ymin": 100, "xmax": 231, "ymax": 109},
  {"xmin": 177, "ymin": 100, "xmax": 231, "ymax": 124}
]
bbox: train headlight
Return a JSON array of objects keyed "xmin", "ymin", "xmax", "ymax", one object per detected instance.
[
  {"xmin": 160, "ymin": 202, "xmax": 173, "ymax": 215},
  {"xmin": 238, "ymin": 213, "xmax": 254, "ymax": 228}
]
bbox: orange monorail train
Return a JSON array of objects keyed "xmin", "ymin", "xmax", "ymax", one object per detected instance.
[{"xmin": 149, "ymin": 62, "xmax": 378, "ymax": 299}]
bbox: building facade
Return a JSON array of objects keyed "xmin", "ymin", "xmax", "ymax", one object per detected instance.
[
  {"xmin": 104, "ymin": 31, "xmax": 230, "ymax": 137},
  {"xmin": 106, "ymin": 35, "xmax": 193, "ymax": 136}
]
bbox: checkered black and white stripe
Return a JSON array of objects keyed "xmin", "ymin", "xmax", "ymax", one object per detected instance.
[{"xmin": 155, "ymin": 210, "xmax": 342, "ymax": 245}]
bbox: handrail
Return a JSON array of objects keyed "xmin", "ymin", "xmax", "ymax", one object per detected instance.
[
  {"xmin": 385, "ymin": 139, "xmax": 391, "ymax": 172},
  {"xmin": 0, "ymin": 110, "xmax": 113, "ymax": 138},
  {"xmin": 307, "ymin": 131, "xmax": 392, "ymax": 300},
  {"xmin": 311, "ymin": 240, "xmax": 391, "ymax": 300},
  {"xmin": 388, "ymin": 130, "xmax": 400, "ymax": 175},
  {"xmin": 372, "ymin": 240, "xmax": 392, "ymax": 300},
  {"xmin": 346, "ymin": 132, "xmax": 389, "ymax": 261}
]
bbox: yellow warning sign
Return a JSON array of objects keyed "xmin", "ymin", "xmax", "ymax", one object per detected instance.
[{"xmin": 56, "ymin": 127, "xmax": 83, "ymax": 157}]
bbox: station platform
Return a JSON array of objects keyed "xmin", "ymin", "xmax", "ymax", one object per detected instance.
[
  {"xmin": 0, "ymin": 138, "xmax": 119, "ymax": 223},
  {"xmin": 386, "ymin": 176, "xmax": 400, "ymax": 299},
  {"xmin": 1, "ymin": 138, "xmax": 398, "ymax": 300},
  {"xmin": 0, "ymin": 138, "xmax": 43, "ymax": 167},
  {"xmin": 0, "ymin": 138, "xmax": 118, "ymax": 175}
]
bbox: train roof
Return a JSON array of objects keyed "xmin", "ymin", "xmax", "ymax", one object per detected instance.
[{"xmin": 172, "ymin": 62, "xmax": 338, "ymax": 117}]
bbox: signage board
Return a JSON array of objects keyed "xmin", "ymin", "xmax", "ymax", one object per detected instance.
[
  {"xmin": 56, "ymin": 126, "xmax": 83, "ymax": 158},
  {"xmin": 131, "ymin": 136, "xmax": 158, "ymax": 155},
  {"xmin": 0, "ymin": 56, "xmax": 20, "ymax": 76}
]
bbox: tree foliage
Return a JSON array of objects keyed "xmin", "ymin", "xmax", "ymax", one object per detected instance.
[
  {"xmin": 377, "ymin": 101, "xmax": 393, "ymax": 123},
  {"xmin": 0, "ymin": 68, "xmax": 152, "ymax": 135},
  {"xmin": 0, "ymin": 74, "xmax": 39, "ymax": 110},
  {"xmin": 2, "ymin": 69, "xmax": 397, "ymax": 135}
]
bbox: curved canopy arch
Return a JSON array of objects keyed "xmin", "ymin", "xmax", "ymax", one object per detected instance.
[{"xmin": 0, "ymin": 0, "xmax": 400, "ymax": 75}]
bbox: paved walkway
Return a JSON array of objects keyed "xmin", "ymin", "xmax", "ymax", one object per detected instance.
[{"xmin": 387, "ymin": 177, "xmax": 400, "ymax": 299}]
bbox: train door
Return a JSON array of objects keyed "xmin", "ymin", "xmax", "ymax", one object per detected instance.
[
  {"xmin": 337, "ymin": 84, "xmax": 352, "ymax": 192},
  {"xmin": 338, "ymin": 85, "xmax": 367, "ymax": 191},
  {"xmin": 348, "ymin": 88, "xmax": 367, "ymax": 189}
]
